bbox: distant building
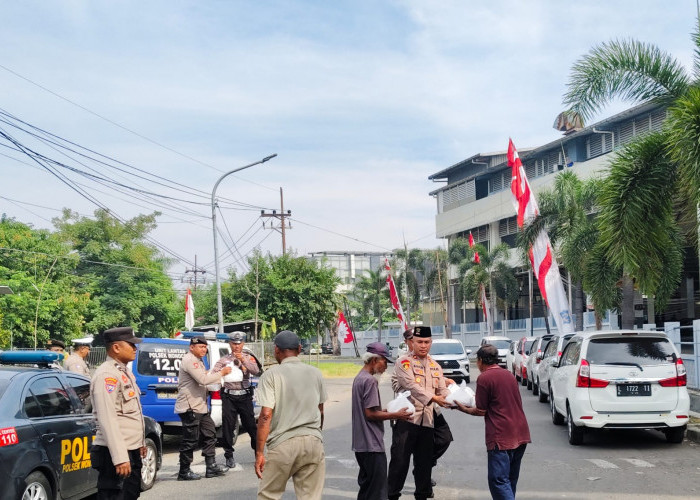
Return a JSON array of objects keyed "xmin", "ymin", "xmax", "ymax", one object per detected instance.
[
  {"xmin": 429, "ymin": 102, "xmax": 697, "ymax": 327},
  {"xmin": 308, "ymin": 251, "xmax": 394, "ymax": 293}
]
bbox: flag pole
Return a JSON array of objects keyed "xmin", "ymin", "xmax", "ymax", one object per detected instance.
[{"xmin": 343, "ymin": 296, "xmax": 360, "ymax": 357}]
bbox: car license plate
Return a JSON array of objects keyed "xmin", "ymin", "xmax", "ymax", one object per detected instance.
[
  {"xmin": 156, "ymin": 390, "xmax": 178, "ymax": 399},
  {"xmin": 616, "ymin": 383, "xmax": 651, "ymax": 397}
]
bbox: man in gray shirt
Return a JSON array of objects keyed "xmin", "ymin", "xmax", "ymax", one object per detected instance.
[
  {"xmin": 352, "ymin": 342, "xmax": 411, "ymax": 500},
  {"xmin": 255, "ymin": 330, "xmax": 327, "ymax": 500}
]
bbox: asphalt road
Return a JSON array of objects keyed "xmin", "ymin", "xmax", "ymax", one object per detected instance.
[{"xmin": 142, "ymin": 371, "xmax": 700, "ymax": 499}]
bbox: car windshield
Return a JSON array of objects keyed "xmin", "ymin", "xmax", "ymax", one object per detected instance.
[
  {"xmin": 489, "ymin": 340, "xmax": 511, "ymax": 350},
  {"xmin": 587, "ymin": 337, "xmax": 676, "ymax": 366},
  {"xmin": 431, "ymin": 342, "xmax": 464, "ymax": 355},
  {"xmin": 136, "ymin": 343, "xmax": 188, "ymax": 377}
]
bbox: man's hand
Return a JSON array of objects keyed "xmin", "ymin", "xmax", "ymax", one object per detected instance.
[
  {"xmin": 220, "ymin": 366, "xmax": 232, "ymax": 376},
  {"xmin": 393, "ymin": 407, "xmax": 413, "ymax": 421},
  {"xmin": 140, "ymin": 446, "xmax": 147, "ymax": 458},
  {"xmin": 431, "ymin": 395, "xmax": 450, "ymax": 408},
  {"xmin": 445, "ymin": 377, "xmax": 456, "ymax": 386},
  {"xmin": 255, "ymin": 453, "xmax": 266, "ymax": 479},
  {"xmin": 115, "ymin": 461, "xmax": 131, "ymax": 477},
  {"xmin": 454, "ymin": 401, "xmax": 486, "ymax": 416}
]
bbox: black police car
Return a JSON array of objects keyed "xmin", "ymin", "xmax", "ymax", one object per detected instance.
[{"xmin": 0, "ymin": 351, "xmax": 162, "ymax": 500}]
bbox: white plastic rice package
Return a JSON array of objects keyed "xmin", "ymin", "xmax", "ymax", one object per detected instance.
[
  {"xmin": 222, "ymin": 362, "xmax": 244, "ymax": 383},
  {"xmin": 445, "ymin": 381, "xmax": 475, "ymax": 407},
  {"xmin": 387, "ymin": 390, "xmax": 416, "ymax": 415}
]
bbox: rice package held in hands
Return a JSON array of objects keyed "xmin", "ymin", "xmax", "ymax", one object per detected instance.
[
  {"xmin": 387, "ymin": 390, "xmax": 416, "ymax": 414},
  {"xmin": 445, "ymin": 381, "xmax": 475, "ymax": 407}
]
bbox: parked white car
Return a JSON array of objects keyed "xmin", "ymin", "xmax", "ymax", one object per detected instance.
[
  {"xmin": 430, "ymin": 339, "xmax": 471, "ymax": 383},
  {"xmin": 549, "ymin": 330, "xmax": 690, "ymax": 445},
  {"xmin": 480, "ymin": 336, "xmax": 512, "ymax": 368},
  {"xmin": 526, "ymin": 334, "xmax": 554, "ymax": 393},
  {"xmin": 506, "ymin": 340, "xmax": 516, "ymax": 373},
  {"xmin": 513, "ymin": 336, "xmax": 537, "ymax": 385},
  {"xmin": 534, "ymin": 333, "xmax": 574, "ymax": 403}
]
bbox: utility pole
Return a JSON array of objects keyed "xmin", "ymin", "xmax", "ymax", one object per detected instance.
[
  {"xmin": 184, "ymin": 255, "xmax": 207, "ymax": 290},
  {"xmin": 261, "ymin": 187, "xmax": 292, "ymax": 255}
]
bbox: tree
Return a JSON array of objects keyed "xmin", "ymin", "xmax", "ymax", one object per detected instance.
[
  {"xmin": 562, "ymin": 31, "xmax": 698, "ymax": 327},
  {"xmin": 52, "ymin": 209, "xmax": 180, "ymax": 337},
  {"xmin": 423, "ymin": 247, "xmax": 450, "ymax": 334},
  {"xmin": 351, "ymin": 267, "xmax": 392, "ymax": 341},
  {"xmin": 448, "ymin": 239, "xmax": 518, "ymax": 332},
  {"xmin": 392, "ymin": 248, "xmax": 424, "ymax": 323},
  {"xmin": 0, "ymin": 216, "xmax": 89, "ymax": 348},
  {"xmin": 519, "ymin": 171, "xmax": 601, "ymax": 330}
]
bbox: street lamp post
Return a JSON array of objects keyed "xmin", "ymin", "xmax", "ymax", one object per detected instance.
[{"xmin": 212, "ymin": 154, "xmax": 277, "ymax": 333}]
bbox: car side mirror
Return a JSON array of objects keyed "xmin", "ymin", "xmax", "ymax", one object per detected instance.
[{"xmin": 466, "ymin": 349, "xmax": 472, "ymax": 355}]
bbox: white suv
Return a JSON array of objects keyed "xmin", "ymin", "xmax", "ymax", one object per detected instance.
[
  {"xmin": 430, "ymin": 339, "xmax": 471, "ymax": 383},
  {"xmin": 513, "ymin": 336, "xmax": 537, "ymax": 386},
  {"xmin": 549, "ymin": 330, "xmax": 690, "ymax": 445},
  {"xmin": 480, "ymin": 336, "xmax": 512, "ymax": 368}
]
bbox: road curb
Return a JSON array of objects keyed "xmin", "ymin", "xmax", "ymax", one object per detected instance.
[{"xmin": 686, "ymin": 424, "xmax": 700, "ymax": 444}]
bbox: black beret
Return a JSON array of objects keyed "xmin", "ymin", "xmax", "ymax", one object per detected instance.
[
  {"xmin": 190, "ymin": 337, "xmax": 208, "ymax": 346},
  {"xmin": 413, "ymin": 326, "xmax": 432, "ymax": 338},
  {"xmin": 46, "ymin": 339, "xmax": 66, "ymax": 349},
  {"xmin": 103, "ymin": 327, "xmax": 142, "ymax": 344}
]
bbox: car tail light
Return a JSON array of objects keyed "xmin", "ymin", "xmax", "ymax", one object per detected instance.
[
  {"xmin": 659, "ymin": 358, "xmax": 687, "ymax": 387},
  {"xmin": 210, "ymin": 390, "xmax": 221, "ymax": 400},
  {"xmin": 521, "ymin": 366, "xmax": 527, "ymax": 380},
  {"xmin": 576, "ymin": 359, "xmax": 609, "ymax": 388}
]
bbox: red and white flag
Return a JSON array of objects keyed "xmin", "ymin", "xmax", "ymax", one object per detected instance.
[
  {"xmin": 185, "ymin": 288, "xmax": 195, "ymax": 330},
  {"xmin": 509, "ymin": 139, "xmax": 574, "ymax": 334},
  {"xmin": 337, "ymin": 310, "xmax": 354, "ymax": 343},
  {"xmin": 469, "ymin": 232, "xmax": 491, "ymax": 331},
  {"xmin": 385, "ymin": 259, "xmax": 409, "ymax": 332}
]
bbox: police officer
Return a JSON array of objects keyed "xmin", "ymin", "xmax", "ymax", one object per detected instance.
[
  {"xmin": 90, "ymin": 327, "xmax": 145, "ymax": 500},
  {"xmin": 175, "ymin": 337, "xmax": 232, "ymax": 480},
  {"xmin": 388, "ymin": 326, "xmax": 449, "ymax": 500},
  {"xmin": 46, "ymin": 338, "xmax": 65, "ymax": 354},
  {"xmin": 64, "ymin": 337, "xmax": 93, "ymax": 375},
  {"xmin": 212, "ymin": 331, "xmax": 260, "ymax": 470}
]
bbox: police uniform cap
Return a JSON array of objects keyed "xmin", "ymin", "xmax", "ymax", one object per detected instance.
[
  {"xmin": 72, "ymin": 336, "xmax": 93, "ymax": 346},
  {"xmin": 402, "ymin": 328, "xmax": 414, "ymax": 340},
  {"xmin": 46, "ymin": 339, "xmax": 66, "ymax": 349},
  {"xmin": 228, "ymin": 331, "xmax": 246, "ymax": 344},
  {"xmin": 103, "ymin": 326, "xmax": 143, "ymax": 344},
  {"xmin": 190, "ymin": 337, "xmax": 208, "ymax": 346},
  {"xmin": 413, "ymin": 326, "xmax": 432, "ymax": 338}
]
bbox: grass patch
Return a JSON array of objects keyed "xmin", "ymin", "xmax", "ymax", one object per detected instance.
[{"xmin": 303, "ymin": 361, "xmax": 362, "ymax": 378}]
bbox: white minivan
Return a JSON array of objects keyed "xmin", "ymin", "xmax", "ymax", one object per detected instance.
[{"xmin": 549, "ymin": 330, "xmax": 690, "ymax": 445}]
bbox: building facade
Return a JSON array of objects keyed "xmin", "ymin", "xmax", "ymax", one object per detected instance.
[{"xmin": 308, "ymin": 251, "xmax": 394, "ymax": 294}]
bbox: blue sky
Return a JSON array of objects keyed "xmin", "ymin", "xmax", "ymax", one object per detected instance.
[{"xmin": 0, "ymin": 1, "xmax": 696, "ymax": 286}]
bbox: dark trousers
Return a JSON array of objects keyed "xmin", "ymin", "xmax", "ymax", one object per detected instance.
[
  {"xmin": 221, "ymin": 391, "xmax": 257, "ymax": 457},
  {"xmin": 487, "ymin": 444, "xmax": 527, "ymax": 500},
  {"xmin": 91, "ymin": 445, "xmax": 142, "ymax": 500},
  {"xmin": 432, "ymin": 411, "xmax": 453, "ymax": 467},
  {"xmin": 178, "ymin": 410, "xmax": 216, "ymax": 467},
  {"xmin": 355, "ymin": 451, "xmax": 387, "ymax": 500},
  {"xmin": 388, "ymin": 420, "xmax": 434, "ymax": 500}
]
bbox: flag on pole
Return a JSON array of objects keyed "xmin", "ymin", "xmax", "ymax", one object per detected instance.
[
  {"xmin": 337, "ymin": 310, "xmax": 354, "ymax": 343},
  {"xmin": 509, "ymin": 139, "xmax": 574, "ymax": 334},
  {"xmin": 185, "ymin": 288, "xmax": 195, "ymax": 330},
  {"xmin": 385, "ymin": 259, "xmax": 409, "ymax": 331},
  {"xmin": 469, "ymin": 232, "xmax": 491, "ymax": 330}
]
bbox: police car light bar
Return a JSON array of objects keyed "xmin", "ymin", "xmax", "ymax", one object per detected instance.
[
  {"xmin": 0, "ymin": 350, "xmax": 64, "ymax": 364},
  {"xmin": 178, "ymin": 331, "xmax": 231, "ymax": 341}
]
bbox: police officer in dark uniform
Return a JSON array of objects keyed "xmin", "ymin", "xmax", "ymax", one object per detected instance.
[
  {"xmin": 90, "ymin": 327, "xmax": 145, "ymax": 500},
  {"xmin": 212, "ymin": 331, "xmax": 260, "ymax": 470},
  {"xmin": 388, "ymin": 326, "xmax": 449, "ymax": 500}
]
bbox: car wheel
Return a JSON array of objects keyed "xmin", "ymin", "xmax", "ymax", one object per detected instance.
[
  {"xmin": 465, "ymin": 376, "xmax": 470, "ymax": 384},
  {"xmin": 521, "ymin": 375, "xmax": 527, "ymax": 386},
  {"xmin": 21, "ymin": 472, "xmax": 52, "ymax": 500},
  {"xmin": 532, "ymin": 379, "xmax": 539, "ymax": 396},
  {"xmin": 526, "ymin": 378, "xmax": 532, "ymax": 390},
  {"xmin": 538, "ymin": 380, "xmax": 548, "ymax": 403},
  {"xmin": 141, "ymin": 437, "xmax": 158, "ymax": 491},
  {"xmin": 550, "ymin": 387, "xmax": 564, "ymax": 425},
  {"xmin": 665, "ymin": 425, "xmax": 686, "ymax": 444},
  {"xmin": 567, "ymin": 405, "xmax": 584, "ymax": 445}
]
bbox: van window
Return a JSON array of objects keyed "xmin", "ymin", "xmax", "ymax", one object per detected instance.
[
  {"xmin": 66, "ymin": 376, "xmax": 92, "ymax": 413},
  {"xmin": 587, "ymin": 337, "xmax": 676, "ymax": 366},
  {"xmin": 543, "ymin": 339, "xmax": 557, "ymax": 357},
  {"xmin": 488, "ymin": 340, "xmax": 512, "ymax": 350},
  {"xmin": 137, "ymin": 343, "xmax": 188, "ymax": 377},
  {"xmin": 524, "ymin": 340, "xmax": 537, "ymax": 355},
  {"xmin": 561, "ymin": 342, "xmax": 581, "ymax": 366}
]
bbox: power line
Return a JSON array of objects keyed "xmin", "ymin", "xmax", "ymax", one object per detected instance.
[
  {"xmin": 290, "ymin": 217, "xmax": 394, "ymax": 252},
  {"xmin": 0, "ymin": 65, "xmax": 278, "ymax": 192}
]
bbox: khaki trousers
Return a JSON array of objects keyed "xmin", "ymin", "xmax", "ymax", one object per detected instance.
[{"xmin": 257, "ymin": 435, "xmax": 325, "ymax": 500}]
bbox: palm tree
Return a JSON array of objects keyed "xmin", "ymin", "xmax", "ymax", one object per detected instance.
[
  {"xmin": 423, "ymin": 247, "xmax": 450, "ymax": 336},
  {"xmin": 562, "ymin": 28, "xmax": 700, "ymax": 327},
  {"xmin": 351, "ymin": 267, "xmax": 390, "ymax": 341},
  {"xmin": 448, "ymin": 239, "xmax": 518, "ymax": 333},
  {"xmin": 392, "ymin": 247, "xmax": 424, "ymax": 323},
  {"xmin": 519, "ymin": 171, "xmax": 601, "ymax": 330}
]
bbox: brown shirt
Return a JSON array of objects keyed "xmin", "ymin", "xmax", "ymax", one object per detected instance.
[
  {"xmin": 91, "ymin": 356, "xmax": 145, "ymax": 465},
  {"xmin": 175, "ymin": 352, "xmax": 221, "ymax": 414},
  {"xmin": 393, "ymin": 353, "xmax": 447, "ymax": 428},
  {"xmin": 64, "ymin": 353, "xmax": 89, "ymax": 376},
  {"xmin": 475, "ymin": 365, "xmax": 531, "ymax": 451},
  {"xmin": 212, "ymin": 352, "xmax": 260, "ymax": 390}
]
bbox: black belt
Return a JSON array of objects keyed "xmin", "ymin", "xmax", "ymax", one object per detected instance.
[{"xmin": 223, "ymin": 388, "xmax": 249, "ymax": 395}]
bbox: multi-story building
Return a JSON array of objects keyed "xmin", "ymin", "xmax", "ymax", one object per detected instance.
[
  {"xmin": 429, "ymin": 102, "xmax": 698, "ymax": 327},
  {"xmin": 308, "ymin": 251, "xmax": 394, "ymax": 294}
]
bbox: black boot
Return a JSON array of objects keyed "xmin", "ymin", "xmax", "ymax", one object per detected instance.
[
  {"xmin": 177, "ymin": 468, "xmax": 201, "ymax": 481},
  {"xmin": 205, "ymin": 456, "xmax": 228, "ymax": 478}
]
